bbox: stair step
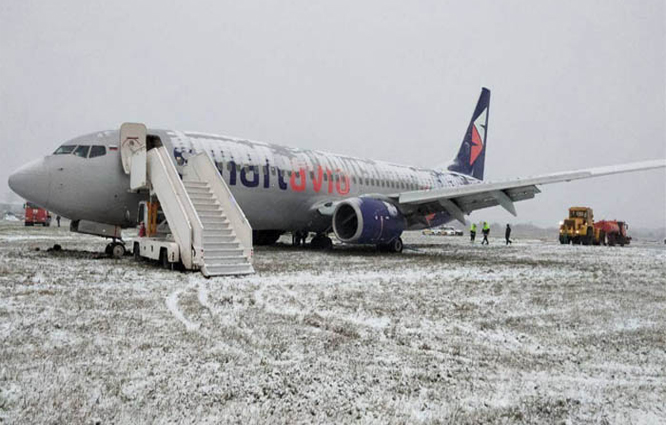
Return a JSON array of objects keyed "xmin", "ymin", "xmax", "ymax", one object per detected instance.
[
  {"xmin": 205, "ymin": 247, "xmax": 243, "ymax": 256},
  {"xmin": 203, "ymin": 225, "xmax": 231, "ymax": 233},
  {"xmin": 200, "ymin": 215, "xmax": 229, "ymax": 222},
  {"xmin": 205, "ymin": 255, "xmax": 247, "ymax": 262},
  {"xmin": 192, "ymin": 199, "xmax": 218, "ymax": 206},
  {"xmin": 201, "ymin": 219, "xmax": 230, "ymax": 227},
  {"xmin": 190, "ymin": 195, "xmax": 215, "ymax": 202},
  {"xmin": 184, "ymin": 181, "xmax": 209, "ymax": 187},
  {"xmin": 198, "ymin": 211, "xmax": 225, "ymax": 218},
  {"xmin": 194, "ymin": 205, "xmax": 223, "ymax": 213},
  {"xmin": 204, "ymin": 229, "xmax": 234, "ymax": 238},
  {"xmin": 186, "ymin": 191, "xmax": 211, "ymax": 198},
  {"xmin": 204, "ymin": 263, "xmax": 254, "ymax": 276},
  {"xmin": 184, "ymin": 185, "xmax": 212, "ymax": 194},
  {"xmin": 205, "ymin": 237, "xmax": 237, "ymax": 246},
  {"xmin": 204, "ymin": 235, "xmax": 234, "ymax": 243}
]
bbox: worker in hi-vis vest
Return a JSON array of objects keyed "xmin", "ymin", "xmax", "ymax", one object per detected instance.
[
  {"xmin": 481, "ymin": 222, "xmax": 490, "ymax": 245},
  {"xmin": 470, "ymin": 223, "xmax": 477, "ymax": 242}
]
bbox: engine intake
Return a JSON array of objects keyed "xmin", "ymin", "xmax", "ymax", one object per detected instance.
[{"xmin": 332, "ymin": 197, "xmax": 405, "ymax": 244}]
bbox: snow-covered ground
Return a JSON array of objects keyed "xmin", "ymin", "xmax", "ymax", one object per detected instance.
[{"xmin": 0, "ymin": 221, "xmax": 664, "ymax": 424}]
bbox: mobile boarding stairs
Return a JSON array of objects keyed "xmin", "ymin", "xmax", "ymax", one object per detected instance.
[{"xmin": 120, "ymin": 123, "xmax": 254, "ymax": 277}]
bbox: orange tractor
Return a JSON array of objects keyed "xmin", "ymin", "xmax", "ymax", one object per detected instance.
[{"xmin": 559, "ymin": 207, "xmax": 631, "ymax": 246}]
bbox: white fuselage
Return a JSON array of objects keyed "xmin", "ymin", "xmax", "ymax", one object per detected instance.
[{"xmin": 9, "ymin": 129, "xmax": 478, "ymax": 232}]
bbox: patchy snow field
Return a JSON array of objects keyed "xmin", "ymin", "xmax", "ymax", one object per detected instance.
[{"xmin": 0, "ymin": 221, "xmax": 664, "ymax": 424}]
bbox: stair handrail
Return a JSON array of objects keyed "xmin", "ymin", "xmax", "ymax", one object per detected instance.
[
  {"xmin": 147, "ymin": 147, "xmax": 205, "ymax": 268},
  {"xmin": 187, "ymin": 151, "xmax": 253, "ymax": 261}
]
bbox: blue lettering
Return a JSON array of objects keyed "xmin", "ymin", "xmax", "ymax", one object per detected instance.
[
  {"xmin": 263, "ymin": 164, "xmax": 270, "ymax": 188},
  {"xmin": 277, "ymin": 168, "xmax": 288, "ymax": 190},
  {"xmin": 228, "ymin": 161, "xmax": 237, "ymax": 186},
  {"xmin": 241, "ymin": 166, "xmax": 259, "ymax": 187}
]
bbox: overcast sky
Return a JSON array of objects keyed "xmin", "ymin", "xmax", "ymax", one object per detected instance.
[{"xmin": 1, "ymin": 0, "xmax": 664, "ymax": 227}]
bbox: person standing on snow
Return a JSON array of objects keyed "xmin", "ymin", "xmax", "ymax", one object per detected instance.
[
  {"xmin": 470, "ymin": 222, "xmax": 477, "ymax": 242},
  {"xmin": 481, "ymin": 222, "xmax": 490, "ymax": 245},
  {"xmin": 505, "ymin": 224, "xmax": 512, "ymax": 245}
]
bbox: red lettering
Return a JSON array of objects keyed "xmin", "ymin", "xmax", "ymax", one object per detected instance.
[
  {"xmin": 326, "ymin": 168, "xmax": 334, "ymax": 193},
  {"xmin": 336, "ymin": 170, "xmax": 350, "ymax": 195},
  {"xmin": 290, "ymin": 168, "xmax": 307, "ymax": 192},
  {"xmin": 311, "ymin": 166, "xmax": 324, "ymax": 193}
]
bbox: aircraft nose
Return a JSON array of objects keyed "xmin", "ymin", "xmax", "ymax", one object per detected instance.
[{"xmin": 8, "ymin": 157, "xmax": 51, "ymax": 208}]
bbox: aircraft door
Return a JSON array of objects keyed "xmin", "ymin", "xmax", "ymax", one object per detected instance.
[{"xmin": 120, "ymin": 122, "xmax": 148, "ymax": 190}]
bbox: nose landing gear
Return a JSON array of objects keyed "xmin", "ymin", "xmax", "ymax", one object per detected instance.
[{"xmin": 105, "ymin": 240, "xmax": 126, "ymax": 259}]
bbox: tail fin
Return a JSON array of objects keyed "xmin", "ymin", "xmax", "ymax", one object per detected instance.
[{"xmin": 447, "ymin": 87, "xmax": 490, "ymax": 180}]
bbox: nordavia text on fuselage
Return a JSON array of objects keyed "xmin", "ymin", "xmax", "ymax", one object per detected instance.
[{"xmin": 7, "ymin": 88, "xmax": 665, "ymax": 251}]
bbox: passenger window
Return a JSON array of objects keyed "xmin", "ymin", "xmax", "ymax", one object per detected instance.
[
  {"xmin": 89, "ymin": 145, "xmax": 106, "ymax": 158},
  {"xmin": 53, "ymin": 145, "xmax": 76, "ymax": 155},
  {"xmin": 73, "ymin": 145, "xmax": 90, "ymax": 158}
]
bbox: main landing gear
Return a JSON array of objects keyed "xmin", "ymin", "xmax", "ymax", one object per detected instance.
[
  {"xmin": 310, "ymin": 233, "xmax": 333, "ymax": 250},
  {"xmin": 105, "ymin": 239, "xmax": 126, "ymax": 259},
  {"xmin": 377, "ymin": 237, "xmax": 404, "ymax": 253}
]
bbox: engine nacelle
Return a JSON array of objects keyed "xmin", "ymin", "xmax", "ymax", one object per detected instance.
[{"xmin": 332, "ymin": 197, "xmax": 406, "ymax": 244}]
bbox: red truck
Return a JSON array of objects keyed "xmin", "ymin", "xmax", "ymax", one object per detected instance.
[
  {"xmin": 594, "ymin": 220, "xmax": 631, "ymax": 246},
  {"xmin": 24, "ymin": 202, "xmax": 52, "ymax": 227}
]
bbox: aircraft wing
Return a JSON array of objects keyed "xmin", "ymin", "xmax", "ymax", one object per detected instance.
[{"xmin": 395, "ymin": 159, "xmax": 666, "ymax": 224}]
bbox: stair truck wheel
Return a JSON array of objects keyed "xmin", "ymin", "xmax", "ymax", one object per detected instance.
[
  {"xmin": 159, "ymin": 248, "xmax": 170, "ymax": 269},
  {"xmin": 133, "ymin": 242, "xmax": 141, "ymax": 261}
]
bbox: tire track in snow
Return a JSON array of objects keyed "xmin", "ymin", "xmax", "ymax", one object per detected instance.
[
  {"xmin": 197, "ymin": 280, "xmax": 212, "ymax": 313},
  {"xmin": 165, "ymin": 283, "xmax": 200, "ymax": 332}
]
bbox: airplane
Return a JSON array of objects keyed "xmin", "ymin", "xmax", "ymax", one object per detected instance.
[{"xmin": 8, "ymin": 88, "xmax": 665, "ymax": 256}]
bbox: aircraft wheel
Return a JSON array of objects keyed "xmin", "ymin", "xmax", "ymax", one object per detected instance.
[
  {"xmin": 105, "ymin": 243, "xmax": 113, "ymax": 255},
  {"xmin": 390, "ymin": 237, "xmax": 404, "ymax": 253},
  {"xmin": 111, "ymin": 243, "xmax": 126, "ymax": 259},
  {"xmin": 311, "ymin": 234, "xmax": 333, "ymax": 250}
]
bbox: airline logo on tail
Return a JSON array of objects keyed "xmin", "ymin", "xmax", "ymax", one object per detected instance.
[{"xmin": 470, "ymin": 107, "xmax": 487, "ymax": 165}]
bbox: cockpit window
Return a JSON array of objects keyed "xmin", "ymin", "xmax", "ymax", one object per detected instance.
[
  {"xmin": 73, "ymin": 145, "xmax": 90, "ymax": 158},
  {"xmin": 53, "ymin": 145, "xmax": 76, "ymax": 155},
  {"xmin": 89, "ymin": 145, "xmax": 106, "ymax": 158}
]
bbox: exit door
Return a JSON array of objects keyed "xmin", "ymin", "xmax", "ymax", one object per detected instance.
[{"xmin": 120, "ymin": 122, "xmax": 148, "ymax": 190}]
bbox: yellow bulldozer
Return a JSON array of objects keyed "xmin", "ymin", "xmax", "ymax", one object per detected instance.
[{"xmin": 559, "ymin": 207, "xmax": 597, "ymax": 245}]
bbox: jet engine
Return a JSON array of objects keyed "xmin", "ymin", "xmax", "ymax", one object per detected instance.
[{"xmin": 332, "ymin": 197, "xmax": 406, "ymax": 246}]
